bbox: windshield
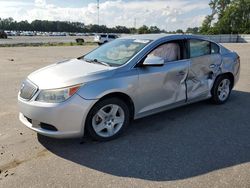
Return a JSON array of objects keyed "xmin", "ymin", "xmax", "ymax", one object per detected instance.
[{"xmin": 83, "ymin": 39, "xmax": 151, "ymax": 67}]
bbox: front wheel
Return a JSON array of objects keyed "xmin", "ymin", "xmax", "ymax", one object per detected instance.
[
  {"xmin": 85, "ymin": 98, "xmax": 130, "ymax": 141},
  {"xmin": 211, "ymin": 75, "xmax": 233, "ymax": 104}
]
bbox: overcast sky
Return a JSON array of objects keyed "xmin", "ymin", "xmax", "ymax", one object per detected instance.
[{"xmin": 0, "ymin": 0, "xmax": 211, "ymax": 31}]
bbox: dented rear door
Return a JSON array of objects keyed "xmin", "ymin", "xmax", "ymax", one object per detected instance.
[{"xmin": 186, "ymin": 39, "xmax": 222, "ymax": 101}]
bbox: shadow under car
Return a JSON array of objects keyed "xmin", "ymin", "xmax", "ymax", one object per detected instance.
[{"xmin": 38, "ymin": 90, "xmax": 250, "ymax": 181}]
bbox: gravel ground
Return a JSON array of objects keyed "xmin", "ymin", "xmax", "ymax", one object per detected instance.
[{"xmin": 0, "ymin": 44, "xmax": 249, "ymax": 188}]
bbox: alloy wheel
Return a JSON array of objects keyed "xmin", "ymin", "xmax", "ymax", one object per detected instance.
[
  {"xmin": 217, "ymin": 78, "xmax": 231, "ymax": 101},
  {"xmin": 92, "ymin": 104, "xmax": 125, "ymax": 138}
]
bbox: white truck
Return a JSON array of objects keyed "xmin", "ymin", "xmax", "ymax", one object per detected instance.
[{"xmin": 94, "ymin": 34, "xmax": 118, "ymax": 45}]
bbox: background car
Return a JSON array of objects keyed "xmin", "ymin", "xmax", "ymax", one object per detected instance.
[
  {"xmin": 94, "ymin": 33, "xmax": 119, "ymax": 45},
  {"xmin": 0, "ymin": 30, "xmax": 7, "ymax": 39},
  {"xmin": 18, "ymin": 34, "xmax": 240, "ymax": 141}
]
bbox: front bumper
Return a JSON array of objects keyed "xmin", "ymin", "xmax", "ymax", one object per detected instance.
[{"xmin": 18, "ymin": 94, "xmax": 97, "ymax": 138}]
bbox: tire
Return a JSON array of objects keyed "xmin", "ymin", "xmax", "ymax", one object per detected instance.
[
  {"xmin": 211, "ymin": 75, "xmax": 233, "ymax": 104},
  {"xmin": 85, "ymin": 98, "xmax": 130, "ymax": 141}
]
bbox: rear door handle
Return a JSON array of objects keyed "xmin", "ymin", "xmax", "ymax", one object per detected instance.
[
  {"xmin": 176, "ymin": 71, "xmax": 186, "ymax": 76},
  {"xmin": 209, "ymin": 64, "xmax": 216, "ymax": 69}
]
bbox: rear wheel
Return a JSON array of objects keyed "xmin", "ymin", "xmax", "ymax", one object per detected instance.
[
  {"xmin": 85, "ymin": 98, "xmax": 130, "ymax": 141},
  {"xmin": 211, "ymin": 75, "xmax": 233, "ymax": 104}
]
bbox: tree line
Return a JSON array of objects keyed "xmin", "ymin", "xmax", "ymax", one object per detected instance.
[
  {"xmin": 200, "ymin": 0, "xmax": 250, "ymax": 34},
  {"xmin": 0, "ymin": 0, "xmax": 249, "ymax": 34},
  {"xmin": 0, "ymin": 17, "xmax": 161, "ymax": 34},
  {"xmin": 136, "ymin": 0, "xmax": 250, "ymax": 34},
  {"xmin": 0, "ymin": 17, "xmax": 190, "ymax": 34}
]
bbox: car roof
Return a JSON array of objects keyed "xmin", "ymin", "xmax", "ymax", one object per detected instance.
[{"xmin": 120, "ymin": 34, "xmax": 208, "ymax": 42}]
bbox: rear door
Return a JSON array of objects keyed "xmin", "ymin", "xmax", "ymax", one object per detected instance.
[{"xmin": 186, "ymin": 39, "xmax": 221, "ymax": 101}]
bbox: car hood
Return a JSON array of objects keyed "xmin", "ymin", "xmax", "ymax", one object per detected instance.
[{"xmin": 28, "ymin": 58, "xmax": 115, "ymax": 89}]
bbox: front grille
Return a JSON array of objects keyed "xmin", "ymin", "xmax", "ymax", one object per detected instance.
[{"xmin": 19, "ymin": 79, "xmax": 38, "ymax": 100}]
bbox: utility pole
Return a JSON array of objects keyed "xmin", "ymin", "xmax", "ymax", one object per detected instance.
[
  {"xmin": 134, "ymin": 18, "xmax": 136, "ymax": 29},
  {"xmin": 97, "ymin": 0, "xmax": 100, "ymax": 25}
]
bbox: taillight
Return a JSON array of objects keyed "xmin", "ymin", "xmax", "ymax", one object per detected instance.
[{"xmin": 237, "ymin": 56, "xmax": 240, "ymax": 64}]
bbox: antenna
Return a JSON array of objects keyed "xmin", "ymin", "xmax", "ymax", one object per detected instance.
[{"xmin": 97, "ymin": 0, "xmax": 100, "ymax": 25}]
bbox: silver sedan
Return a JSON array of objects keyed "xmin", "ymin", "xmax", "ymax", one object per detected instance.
[{"xmin": 18, "ymin": 34, "xmax": 240, "ymax": 141}]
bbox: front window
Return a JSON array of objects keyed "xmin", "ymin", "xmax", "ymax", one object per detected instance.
[
  {"xmin": 82, "ymin": 39, "xmax": 151, "ymax": 66},
  {"xmin": 148, "ymin": 43, "xmax": 181, "ymax": 62}
]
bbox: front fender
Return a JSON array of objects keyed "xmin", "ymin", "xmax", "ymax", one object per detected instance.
[{"xmin": 77, "ymin": 69, "xmax": 139, "ymax": 101}]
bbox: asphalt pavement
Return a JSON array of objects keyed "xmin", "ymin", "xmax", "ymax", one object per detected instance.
[{"xmin": 0, "ymin": 44, "xmax": 249, "ymax": 188}]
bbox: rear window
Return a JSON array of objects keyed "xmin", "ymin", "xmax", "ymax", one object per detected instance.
[
  {"xmin": 190, "ymin": 40, "xmax": 210, "ymax": 58},
  {"xmin": 101, "ymin": 34, "xmax": 107, "ymax": 38},
  {"xmin": 190, "ymin": 39, "xmax": 220, "ymax": 58},
  {"xmin": 211, "ymin": 42, "xmax": 220, "ymax": 54}
]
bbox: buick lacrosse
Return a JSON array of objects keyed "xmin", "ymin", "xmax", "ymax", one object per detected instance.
[{"xmin": 18, "ymin": 34, "xmax": 240, "ymax": 141}]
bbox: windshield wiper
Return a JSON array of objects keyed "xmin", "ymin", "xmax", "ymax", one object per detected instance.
[{"xmin": 84, "ymin": 58, "xmax": 110, "ymax": 67}]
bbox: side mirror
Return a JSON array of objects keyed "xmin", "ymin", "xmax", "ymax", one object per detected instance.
[{"xmin": 143, "ymin": 56, "xmax": 164, "ymax": 66}]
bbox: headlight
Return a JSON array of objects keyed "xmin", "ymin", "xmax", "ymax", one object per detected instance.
[{"xmin": 36, "ymin": 84, "xmax": 82, "ymax": 103}]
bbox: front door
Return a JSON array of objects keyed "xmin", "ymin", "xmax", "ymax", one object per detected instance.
[{"xmin": 136, "ymin": 41, "xmax": 189, "ymax": 117}]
